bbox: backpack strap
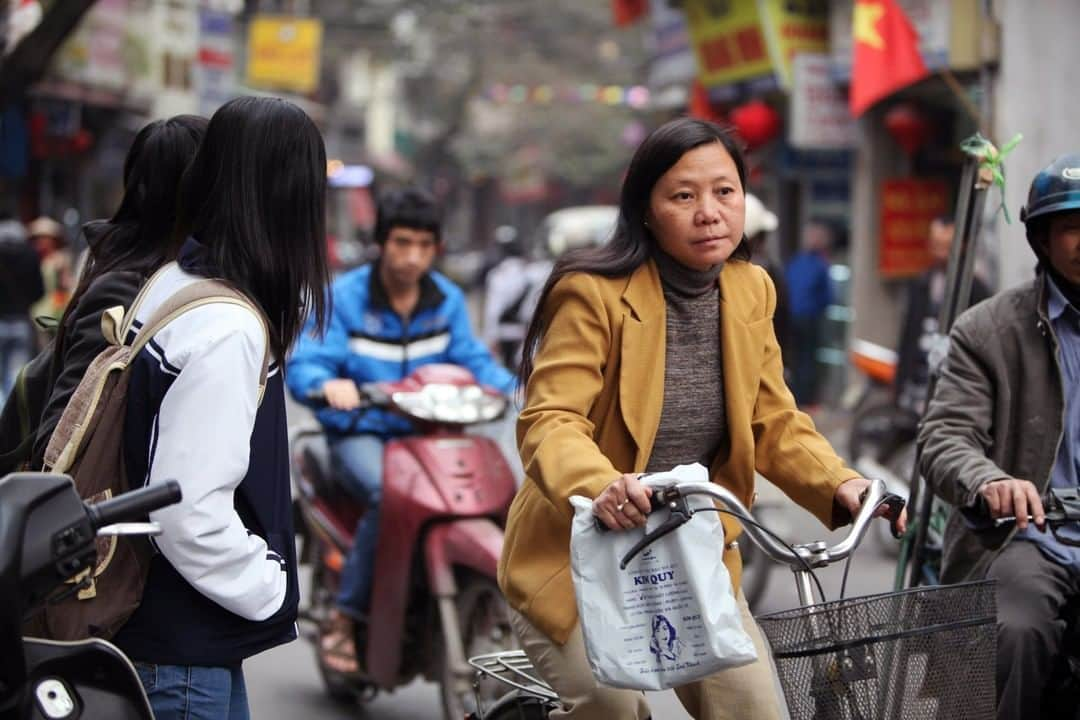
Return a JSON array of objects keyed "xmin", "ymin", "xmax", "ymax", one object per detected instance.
[
  {"xmin": 118, "ymin": 264, "xmax": 174, "ymax": 340},
  {"xmin": 130, "ymin": 279, "xmax": 272, "ymax": 404}
]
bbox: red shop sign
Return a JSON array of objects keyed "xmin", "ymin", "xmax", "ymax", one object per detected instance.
[{"xmin": 879, "ymin": 178, "xmax": 949, "ymax": 278}]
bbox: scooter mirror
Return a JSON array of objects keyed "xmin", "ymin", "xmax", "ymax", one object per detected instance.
[{"xmin": 97, "ymin": 522, "xmax": 163, "ymax": 537}]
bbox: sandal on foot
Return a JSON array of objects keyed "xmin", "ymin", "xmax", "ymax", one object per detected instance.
[{"xmin": 320, "ymin": 614, "xmax": 360, "ymax": 675}]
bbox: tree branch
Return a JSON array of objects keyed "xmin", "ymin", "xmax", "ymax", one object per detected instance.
[{"xmin": 0, "ymin": 0, "xmax": 99, "ymax": 107}]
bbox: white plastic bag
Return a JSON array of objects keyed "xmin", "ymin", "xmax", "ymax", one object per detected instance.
[{"xmin": 569, "ymin": 463, "xmax": 758, "ymax": 690}]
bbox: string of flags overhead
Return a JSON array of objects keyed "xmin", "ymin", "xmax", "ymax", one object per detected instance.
[{"xmin": 483, "ymin": 83, "xmax": 651, "ymax": 108}]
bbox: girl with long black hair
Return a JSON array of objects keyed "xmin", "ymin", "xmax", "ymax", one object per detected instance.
[
  {"xmin": 109, "ymin": 96, "xmax": 329, "ymax": 719},
  {"xmin": 21, "ymin": 114, "xmax": 208, "ymax": 469}
]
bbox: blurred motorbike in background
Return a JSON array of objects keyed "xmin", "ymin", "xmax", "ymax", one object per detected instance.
[{"xmin": 291, "ymin": 364, "xmax": 519, "ymax": 719}]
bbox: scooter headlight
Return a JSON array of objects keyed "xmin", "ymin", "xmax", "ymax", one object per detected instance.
[{"xmin": 391, "ymin": 383, "xmax": 507, "ymax": 425}]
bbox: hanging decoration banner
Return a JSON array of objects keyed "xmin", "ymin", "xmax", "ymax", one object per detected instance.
[
  {"xmin": 684, "ymin": 0, "xmax": 774, "ymax": 88},
  {"xmin": 246, "ymin": 15, "xmax": 322, "ymax": 94},
  {"xmin": 481, "ymin": 83, "xmax": 651, "ymax": 108},
  {"xmin": 759, "ymin": 0, "xmax": 829, "ymax": 88},
  {"xmin": 879, "ymin": 178, "xmax": 949, "ymax": 277}
]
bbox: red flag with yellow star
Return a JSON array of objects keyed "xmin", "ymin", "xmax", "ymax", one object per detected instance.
[
  {"xmin": 850, "ymin": 0, "xmax": 929, "ymax": 116},
  {"xmin": 612, "ymin": 0, "xmax": 647, "ymax": 27}
]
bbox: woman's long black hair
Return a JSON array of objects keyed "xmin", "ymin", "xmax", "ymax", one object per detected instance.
[
  {"xmin": 517, "ymin": 117, "xmax": 752, "ymax": 384},
  {"xmin": 62, "ymin": 114, "xmax": 208, "ymax": 326},
  {"xmin": 176, "ymin": 96, "xmax": 330, "ymax": 359}
]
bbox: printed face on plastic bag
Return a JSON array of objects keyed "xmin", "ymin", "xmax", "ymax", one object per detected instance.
[{"xmin": 569, "ymin": 463, "xmax": 758, "ymax": 691}]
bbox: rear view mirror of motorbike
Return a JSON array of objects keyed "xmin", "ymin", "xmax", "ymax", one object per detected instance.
[{"xmin": 1, "ymin": 473, "xmax": 98, "ymax": 613}]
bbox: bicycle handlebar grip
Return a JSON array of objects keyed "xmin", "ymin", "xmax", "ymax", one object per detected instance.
[
  {"xmin": 87, "ymin": 481, "xmax": 182, "ymax": 530},
  {"xmin": 594, "ymin": 487, "xmax": 668, "ymax": 534}
]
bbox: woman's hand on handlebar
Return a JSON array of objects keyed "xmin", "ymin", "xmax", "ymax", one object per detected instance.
[
  {"xmin": 322, "ymin": 379, "xmax": 362, "ymax": 411},
  {"xmin": 979, "ymin": 477, "xmax": 1045, "ymax": 530},
  {"xmin": 835, "ymin": 477, "xmax": 908, "ymax": 534},
  {"xmin": 594, "ymin": 473, "xmax": 654, "ymax": 531}
]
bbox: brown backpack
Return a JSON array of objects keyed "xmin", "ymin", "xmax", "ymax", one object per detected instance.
[{"xmin": 29, "ymin": 271, "xmax": 270, "ymax": 641}]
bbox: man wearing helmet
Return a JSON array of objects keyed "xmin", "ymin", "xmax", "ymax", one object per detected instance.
[{"xmin": 919, "ymin": 153, "xmax": 1080, "ymax": 720}]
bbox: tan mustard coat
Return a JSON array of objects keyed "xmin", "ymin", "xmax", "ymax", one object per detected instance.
[{"xmin": 497, "ymin": 258, "xmax": 859, "ymax": 645}]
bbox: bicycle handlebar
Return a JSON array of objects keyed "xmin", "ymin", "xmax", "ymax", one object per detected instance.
[
  {"xmin": 620, "ymin": 478, "xmax": 904, "ymax": 571},
  {"xmin": 970, "ymin": 486, "xmax": 1080, "ymax": 546}
]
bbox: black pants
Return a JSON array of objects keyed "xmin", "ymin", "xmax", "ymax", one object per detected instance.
[
  {"xmin": 789, "ymin": 314, "xmax": 821, "ymax": 406},
  {"xmin": 987, "ymin": 540, "xmax": 1080, "ymax": 720}
]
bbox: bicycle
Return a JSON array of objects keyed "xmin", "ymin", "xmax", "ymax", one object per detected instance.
[{"xmin": 467, "ymin": 478, "xmax": 998, "ymax": 719}]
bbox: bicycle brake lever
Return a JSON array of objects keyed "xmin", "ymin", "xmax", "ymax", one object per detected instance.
[
  {"xmin": 617, "ymin": 492, "xmax": 693, "ymax": 570},
  {"xmin": 881, "ymin": 494, "xmax": 907, "ymax": 540},
  {"xmin": 857, "ymin": 487, "xmax": 907, "ymax": 540}
]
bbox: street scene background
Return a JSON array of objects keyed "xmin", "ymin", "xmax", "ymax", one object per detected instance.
[{"xmin": 5, "ymin": 0, "xmax": 1080, "ymax": 718}]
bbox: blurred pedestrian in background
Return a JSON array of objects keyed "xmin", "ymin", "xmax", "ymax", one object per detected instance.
[
  {"xmin": 0, "ymin": 209, "xmax": 44, "ymax": 403},
  {"xmin": 482, "ymin": 224, "xmax": 532, "ymax": 366},
  {"xmin": 743, "ymin": 193, "xmax": 790, "ymax": 362},
  {"xmin": 785, "ymin": 220, "xmax": 834, "ymax": 407},
  {"xmin": 27, "ymin": 216, "xmax": 74, "ymax": 345},
  {"xmin": 894, "ymin": 214, "xmax": 990, "ymax": 415}
]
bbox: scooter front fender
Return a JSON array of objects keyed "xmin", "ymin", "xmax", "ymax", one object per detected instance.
[
  {"xmin": 424, "ymin": 518, "xmax": 504, "ymax": 596},
  {"xmin": 424, "ymin": 518, "xmax": 506, "ymax": 705}
]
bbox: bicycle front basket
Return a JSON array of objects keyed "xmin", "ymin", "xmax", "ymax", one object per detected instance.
[{"xmin": 756, "ymin": 580, "xmax": 996, "ymax": 720}]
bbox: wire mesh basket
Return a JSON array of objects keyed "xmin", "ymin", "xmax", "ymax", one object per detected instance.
[{"xmin": 756, "ymin": 580, "xmax": 996, "ymax": 720}]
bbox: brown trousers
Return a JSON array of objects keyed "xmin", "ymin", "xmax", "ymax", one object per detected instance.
[{"xmin": 510, "ymin": 592, "xmax": 784, "ymax": 720}]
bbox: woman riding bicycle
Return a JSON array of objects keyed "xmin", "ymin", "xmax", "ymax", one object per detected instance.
[{"xmin": 497, "ymin": 117, "xmax": 905, "ymax": 720}]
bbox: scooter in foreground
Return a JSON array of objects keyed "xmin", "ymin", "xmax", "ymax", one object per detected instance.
[{"xmin": 0, "ymin": 472, "xmax": 181, "ymax": 719}]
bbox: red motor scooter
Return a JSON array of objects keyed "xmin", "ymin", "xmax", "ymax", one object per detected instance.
[{"xmin": 290, "ymin": 364, "xmax": 519, "ymax": 719}]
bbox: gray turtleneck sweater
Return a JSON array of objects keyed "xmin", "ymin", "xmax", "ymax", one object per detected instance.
[{"xmin": 645, "ymin": 251, "xmax": 729, "ymax": 472}]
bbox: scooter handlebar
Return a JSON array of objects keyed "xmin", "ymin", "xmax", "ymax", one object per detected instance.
[
  {"xmin": 304, "ymin": 385, "xmax": 376, "ymax": 410},
  {"xmin": 86, "ymin": 481, "xmax": 182, "ymax": 531}
]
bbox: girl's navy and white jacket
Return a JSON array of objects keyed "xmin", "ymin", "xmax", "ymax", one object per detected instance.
[{"xmin": 112, "ymin": 251, "xmax": 298, "ymax": 666}]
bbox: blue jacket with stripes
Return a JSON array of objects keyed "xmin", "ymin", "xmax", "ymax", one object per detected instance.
[{"xmin": 286, "ymin": 262, "xmax": 516, "ymax": 436}]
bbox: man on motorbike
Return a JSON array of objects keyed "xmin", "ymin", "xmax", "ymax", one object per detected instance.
[
  {"xmin": 919, "ymin": 153, "xmax": 1080, "ymax": 720},
  {"xmin": 287, "ymin": 187, "xmax": 516, "ymax": 674}
]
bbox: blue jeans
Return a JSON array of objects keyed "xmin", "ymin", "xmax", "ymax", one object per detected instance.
[
  {"xmin": 134, "ymin": 662, "xmax": 248, "ymax": 720},
  {"xmin": 0, "ymin": 317, "xmax": 33, "ymax": 405},
  {"xmin": 328, "ymin": 434, "xmax": 385, "ymax": 618}
]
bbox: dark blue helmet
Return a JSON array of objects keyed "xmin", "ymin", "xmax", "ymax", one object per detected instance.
[{"xmin": 1020, "ymin": 153, "xmax": 1080, "ymax": 225}]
